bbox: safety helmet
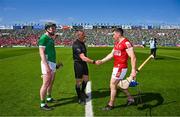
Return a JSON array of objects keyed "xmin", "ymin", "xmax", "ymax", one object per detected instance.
[{"xmin": 45, "ymin": 22, "xmax": 57, "ymax": 30}]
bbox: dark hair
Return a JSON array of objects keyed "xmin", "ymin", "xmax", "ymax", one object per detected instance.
[
  {"xmin": 113, "ymin": 28, "xmax": 124, "ymax": 35},
  {"xmin": 45, "ymin": 22, "xmax": 57, "ymax": 30},
  {"xmin": 75, "ymin": 30, "xmax": 84, "ymax": 37}
]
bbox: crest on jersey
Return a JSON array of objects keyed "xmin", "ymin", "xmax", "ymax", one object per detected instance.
[{"xmin": 76, "ymin": 48, "xmax": 81, "ymax": 53}]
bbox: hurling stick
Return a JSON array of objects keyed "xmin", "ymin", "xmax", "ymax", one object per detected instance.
[
  {"xmin": 136, "ymin": 54, "xmax": 154, "ymax": 72},
  {"xmin": 118, "ymin": 54, "xmax": 154, "ymax": 89}
]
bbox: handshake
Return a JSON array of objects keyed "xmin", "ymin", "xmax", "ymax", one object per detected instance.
[
  {"xmin": 92, "ymin": 55, "xmax": 109, "ymax": 65},
  {"xmin": 93, "ymin": 60, "xmax": 104, "ymax": 65}
]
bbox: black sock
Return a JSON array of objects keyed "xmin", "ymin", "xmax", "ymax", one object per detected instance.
[
  {"xmin": 75, "ymin": 85, "xmax": 81, "ymax": 99},
  {"xmin": 82, "ymin": 81, "xmax": 87, "ymax": 93}
]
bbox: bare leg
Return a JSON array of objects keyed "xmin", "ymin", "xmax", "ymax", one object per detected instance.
[
  {"xmin": 40, "ymin": 74, "xmax": 51, "ymax": 101},
  {"xmin": 122, "ymin": 89, "xmax": 134, "ymax": 100},
  {"xmin": 122, "ymin": 89, "xmax": 134, "ymax": 106},
  {"xmin": 108, "ymin": 78, "xmax": 120, "ymax": 106},
  {"xmin": 40, "ymin": 74, "xmax": 53, "ymax": 110},
  {"xmin": 47, "ymin": 72, "xmax": 55, "ymax": 96}
]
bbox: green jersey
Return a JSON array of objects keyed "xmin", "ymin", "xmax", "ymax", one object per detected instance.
[{"xmin": 38, "ymin": 34, "xmax": 56, "ymax": 63}]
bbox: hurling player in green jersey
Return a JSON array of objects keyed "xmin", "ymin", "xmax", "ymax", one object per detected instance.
[{"xmin": 38, "ymin": 22, "xmax": 58, "ymax": 110}]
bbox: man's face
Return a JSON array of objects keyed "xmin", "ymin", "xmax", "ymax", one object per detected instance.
[
  {"xmin": 47, "ymin": 26, "xmax": 56, "ymax": 35},
  {"xmin": 113, "ymin": 31, "xmax": 120, "ymax": 41},
  {"xmin": 78, "ymin": 31, "xmax": 86, "ymax": 41}
]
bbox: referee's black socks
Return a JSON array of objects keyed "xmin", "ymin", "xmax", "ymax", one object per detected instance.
[
  {"xmin": 82, "ymin": 81, "xmax": 87, "ymax": 93},
  {"xmin": 75, "ymin": 84, "xmax": 81, "ymax": 99}
]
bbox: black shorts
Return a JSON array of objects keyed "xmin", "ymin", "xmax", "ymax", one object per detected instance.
[{"xmin": 74, "ymin": 61, "xmax": 89, "ymax": 79}]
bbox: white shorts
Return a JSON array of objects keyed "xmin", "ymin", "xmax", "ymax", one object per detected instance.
[
  {"xmin": 41, "ymin": 61, "xmax": 56, "ymax": 75},
  {"xmin": 111, "ymin": 67, "xmax": 127, "ymax": 80}
]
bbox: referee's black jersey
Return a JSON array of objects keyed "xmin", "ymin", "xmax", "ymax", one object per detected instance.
[{"xmin": 72, "ymin": 39, "xmax": 87, "ymax": 62}]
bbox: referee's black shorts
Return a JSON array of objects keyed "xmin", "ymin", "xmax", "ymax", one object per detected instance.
[{"xmin": 74, "ymin": 61, "xmax": 89, "ymax": 79}]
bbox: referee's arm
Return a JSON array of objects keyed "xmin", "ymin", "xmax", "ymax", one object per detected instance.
[{"xmin": 79, "ymin": 53, "xmax": 96, "ymax": 64}]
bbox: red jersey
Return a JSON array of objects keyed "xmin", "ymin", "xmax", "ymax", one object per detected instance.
[{"xmin": 113, "ymin": 38, "xmax": 132, "ymax": 68}]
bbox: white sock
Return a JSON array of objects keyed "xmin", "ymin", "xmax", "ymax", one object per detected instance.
[
  {"xmin": 46, "ymin": 97, "xmax": 52, "ymax": 101},
  {"xmin": 40, "ymin": 103, "xmax": 46, "ymax": 107}
]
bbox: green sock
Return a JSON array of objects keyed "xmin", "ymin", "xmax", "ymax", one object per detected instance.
[
  {"xmin": 41, "ymin": 100, "xmax": 45, "ymax": 103},
  {"xmin": 47, "ymin": 94, "xmax": 51, "ymax": 98},
  {"xmin": 46, "ymin": 94, "xmax": 52, "ymax": 101},
  {"xmin": 40, "ymin": 100, "xmax": 46, "ymax": 107}
]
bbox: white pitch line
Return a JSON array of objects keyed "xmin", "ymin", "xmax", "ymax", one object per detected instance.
[{"xmin": 85, "ymin": 81, "xmax": 93, "ymax": 117}]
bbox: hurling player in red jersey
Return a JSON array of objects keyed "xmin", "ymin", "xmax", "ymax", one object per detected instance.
[{"xmin": 96, "ymin": 28, "xmax": 137, "ymax": 111}]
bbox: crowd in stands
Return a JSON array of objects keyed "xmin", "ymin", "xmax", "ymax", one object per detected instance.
[
  {"xmin": 0, "ymin": 28, "xmax": 179, "ymax": 47},
  {"xmin": 125, "ymin": 29, "xmax": 179, "ymax": 46}
]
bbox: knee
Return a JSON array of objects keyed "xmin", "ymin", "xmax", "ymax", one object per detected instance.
[
  {"xmin": 42, "ymin": 78, "xmax": 51, "ymax": 88},
  {"xmin": 110, "ymin": 83, "xmax": 116, "ymax": 89},
  {"xmin": 43, "ymin": 74, "xmax": 52, "ymax": 80},
  {"xmin": 43, "ymin": 81, "xmax": 50, "ymax": 88},
  {"xmin": 47, "ymin": 74, "xmax": 52, "ymax": 79}
]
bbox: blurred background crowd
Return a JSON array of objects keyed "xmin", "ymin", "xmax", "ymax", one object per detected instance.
[{"xmin": 0, "ymin": 24, "xmax": 179, "ymax": 47}]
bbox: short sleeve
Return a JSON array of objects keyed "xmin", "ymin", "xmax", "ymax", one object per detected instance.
[
  {"xmin": 124, "ymin": 41, "xmax": 133, "ymax": 49},
  {"xmin": 74, "ymin": 44, "xmax": 82, "ymax": 55},
  {"xmin": 38, "ymin": 35, "xmax": 47, "ymax": 47}
]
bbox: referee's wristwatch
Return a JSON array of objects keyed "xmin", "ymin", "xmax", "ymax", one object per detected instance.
[{"xmin": 93, "ymin": 60, "xmax": 96, "ymax": 64}]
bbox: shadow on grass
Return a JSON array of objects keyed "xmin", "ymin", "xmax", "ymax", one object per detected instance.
[
  {"xmin": 91, "ymin": 88, "xmax": 110, "ymax": 99},
  {"xmin": 90, "ymin": 88, "xmax": 165, "ymax": 108},
  {"xmin": 49, "ymin": 89, "xmax": 176, "ymax": 116},
  {"xmin": 50, "ymin": 88, "xmax": 110, "ymax": 108},
  {"xmin": 115, "ymin": 92, "xmax": 164, "ymax": 109},
  {"xmin": 115, "ymin": 92, "xmax": 167, "ymax": 116},
  {"xmin": 135, "ymin": 92, "xmax": 164, "ymax": 110},
  {"xmin": 91, "ymin": 89, "xmax": 165, "ymax": 110},
  {"xmin": 50, "ymin": 96, "xmax": 77, "ymax": 108}
]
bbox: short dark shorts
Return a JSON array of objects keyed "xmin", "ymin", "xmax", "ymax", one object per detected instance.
[{"xmin": 74, "ymin": 61, "xmax": 89, "ymax": 79}]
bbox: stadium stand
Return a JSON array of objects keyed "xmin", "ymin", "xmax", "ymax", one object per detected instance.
[{"xmin": 0, "ymin": 24, "xmax": 179, "ymax": 47}]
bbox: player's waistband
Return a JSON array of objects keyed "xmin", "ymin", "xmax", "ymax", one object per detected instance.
[{"xmin": 114, "ymin": 64, "xmax": 127, "ymax": 68}]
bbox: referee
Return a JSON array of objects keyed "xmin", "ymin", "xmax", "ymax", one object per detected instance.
[{"xmin": 72, "ymin": 30, "xmax": 96, "ymax": 105}]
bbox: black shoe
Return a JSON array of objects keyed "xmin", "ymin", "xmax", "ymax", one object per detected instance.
[
  {"xmin": 102, "ymin": 105, "xmax": 114, "ymax": 111},
  {"xmin": 47, "ymin": 98, "xmax": 56, "ymax": 103},
  {"xmin": 126, "ymin": 99, "xmax": 135, "ymax": 106},
  {"xmin": 78, "ymin": 97, "xmax": 86, "ymax": 105},
  {"xmin": 82, "ymin": 92, "xmax": 89, "ymax": 98},
  {"xmin": 40, "ymin": 104, "xmax": 53, "ymax": 111},
  {"xmin": 80, "ymin": 99, "xmax": 86, "ymax": 105}
]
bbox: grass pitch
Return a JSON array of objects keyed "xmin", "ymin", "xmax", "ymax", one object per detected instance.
[{"xmin": 0, "ymin": 47, "xmax": 180, "ymax": 116}]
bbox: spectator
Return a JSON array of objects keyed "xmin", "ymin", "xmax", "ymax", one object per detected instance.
[{"xmin": 149, "ymin": 37, "xmax": 157, "ymax": 59}]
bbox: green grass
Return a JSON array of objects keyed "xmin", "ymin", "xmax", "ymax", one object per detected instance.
[{"xmin": 0, "ymin": 47, "xmax": 180, "ymax": 116}]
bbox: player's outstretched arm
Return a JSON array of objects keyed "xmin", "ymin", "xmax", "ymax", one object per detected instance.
[
  {"xmin": 79, "ymin": 53, "xmax": 96, "ymax": 64},
  {"xmin": 98, "ymin": 49, "xmax": 114, "ymax": 65}
]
